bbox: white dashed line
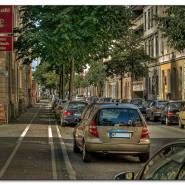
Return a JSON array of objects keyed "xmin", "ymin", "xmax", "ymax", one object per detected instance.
[
  {"xmin": 56, "ymin": 125, "xmax": 76, "ymax": 180},
  {"xmin": 48, "ymin": 125, "xmax": 57, "ymax": 180}
]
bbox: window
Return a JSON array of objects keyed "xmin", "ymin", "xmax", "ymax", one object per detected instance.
[
  {"xmin": 155, "ymin": 6, "xmax": 158, "ymax": 15},
  {"xmin": 151, "ymin": 37, "xmax": 154, "ymax": 57},
  {"xmin": 148, "ymin": 38, "xmax": 151, "ymax": 56},
  {"xmin": 98, "ymin": 108, "xmax": 143, "ymax": 126},
  {"xmin": 148, "ymin": 9, "xmax": 151, "ymax": 30},
  {"xmin": 148, "ymin": 77, "xmax": 151, "ymax": 94},
  {"xmin": 179, "ymin": 67, "xmax": 182, "ymax": 93},
  {"xmin": 156, "ymin": 75, "xmax": 159, "ymax": 95},
  {"xmin": 144, "ymin": 12, "xmax": 147, "ymax": 31},
  {"xmin": 142, "ymin": 144, "xmax": 185, "ymax": 180},
  {"xmin": 156, "ymin": 34, "xmax": 159, "ymax": 57},
  {"xmin": 151, "ymin": 8, "xmax": 153, "ymax": 28},
  {"xmin": 167, "ymin": 69, "xmax": 171, "ymax": 92}
]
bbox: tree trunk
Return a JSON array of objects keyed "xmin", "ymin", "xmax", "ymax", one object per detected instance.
[
  {"xmin": 62, "ymin": 64, "xmax": 65, "ymax": 100},
  {"xmin": 69, "ymin": 60, "xmax": 74, "ymax": 100},
  {"xmin": 120, "ymin": 74, "xmax": 123, "ymax": 99},
  {"xmin": 59, "ymin": 68, "xmax": 62, "ymax": 99}
]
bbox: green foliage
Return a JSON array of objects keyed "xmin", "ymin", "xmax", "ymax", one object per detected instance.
[
  {"xmin": 15, "ymin": 6, "xmax": 133, "ymax": 67},
  {"xmin": 33, "ymin": 62, "xmax": 59, "ymax": 89},
  {"xmin": 85, "ymin": 61, "xmax": 106, "ymax": 86},
  {"xmin": 105, "ymin": 31, "xmax": 151, "ymax": 80},
  {"xmin": 157, "ymin": 6, "xmax": 185, "ymax": 52}
]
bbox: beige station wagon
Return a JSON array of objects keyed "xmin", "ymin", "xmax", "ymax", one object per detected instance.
[{"xmin": 73, "ymin": 103, "xmax": 150, "ymax": 162}]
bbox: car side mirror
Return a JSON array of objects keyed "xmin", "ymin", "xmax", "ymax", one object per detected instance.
[{"xmin": 114, "ymin": 172, "xmax": 135, "ymax": 180}]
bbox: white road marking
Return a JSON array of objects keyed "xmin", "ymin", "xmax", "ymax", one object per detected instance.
[
  {"xmin": 56, "ymin": 125, "xmax": 76, "ymax": 180},
  {"xmin": 0, "ymin": 106, "xmax": 40, "ymax": 178},
  {"xmin": 48, "ymin": 124, "xmax": 57, "ymax": 180}
]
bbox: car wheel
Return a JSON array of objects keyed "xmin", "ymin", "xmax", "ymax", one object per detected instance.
[
  {"xmin": 180, "ymin": 124, "xmax": 184, "ymax": 129},
  {"xmin": 73, "ymin": 139, "xmax": 80, "ymax": 153},
  {"xmin": 165, "ymin": 117, "xmax": 170, "ymax": 126},
  {"xmin": 138, "ymin": 153, "xmax": 150, "ymax": 163},
  {"xmin": 161, "ymin": 117, "xmax": 165, "ymax": 124},
  {"xmin": 154, "ymin": 116, "xmax": 158, "ymax": 122},
  {"xmin": 82, "ymin": 142, "xmax": 91, "ymax": 162}
]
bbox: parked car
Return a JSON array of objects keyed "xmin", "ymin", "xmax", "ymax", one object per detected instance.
[
  {"xmin": 86, "ymin": 96, "xmax": 99, "ymax": 104},
  {"xmin": 178, "ymin": 105, "xmax": 185, "ymax": 129},
  {"xmin": 114, "ymin": 140, "xmax": 185, "ymax": 180},
  {"xmin": 74, "ymin": 95, "xmax": 85, "ymax": 101},
  {"xmin": 130, "ymin": 98, "xmax": 147, "ymax": 116},
  {"xmin": 55, "ymin": 99, "xmax": 67, "ymax": 117},
  {"xmin": 73, "ymin": 103, "xmax": 150, "ymax": 162},
  {"xmin": 161, "ymin": 101, "xmax": 185, "ymax": 126},
  {"xmin": 60, "ymin": 101, "xmax": 88, "ymax": 126},
  {"xmin": 146, "ymin": 100, "xmax": 168, "ymax": 121},
  {"xmin": 103, "ymin": 97, "xmax": 112, "ymax": 102},
  {"xmin": 120, "ymin": 99, "xmax": 131, "ymax": 103}
]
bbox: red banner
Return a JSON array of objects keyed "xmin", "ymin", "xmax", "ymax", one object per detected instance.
[
  {"xmin": 0, "ymin": 36, "xmax": 12, "ymax": 51},
  {"xmin": 0, "ymin": 5, "xmax": 13, "ymax": 33}
]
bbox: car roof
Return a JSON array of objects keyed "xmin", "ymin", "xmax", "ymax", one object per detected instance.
[
  {"xmin": 68, "ymin": 101, "xmax": 87, "ymax": 103},
  {"xmin": 94, "ymin": 103, "xmax": 138, "ymax": 109},
  {"xmin": 168, "ymin": 100, "xmax": 185, "ymax": 103}
]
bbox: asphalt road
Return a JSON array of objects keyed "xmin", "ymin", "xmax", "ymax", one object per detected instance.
[{"xmin": 0, "ymin": 100, "xmax": 184, "ymax": 180}]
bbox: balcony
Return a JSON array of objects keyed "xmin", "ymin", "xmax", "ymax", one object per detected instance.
[{"xmin": 132, "ymin": 14, "xmax": 144, "ymax": 31}]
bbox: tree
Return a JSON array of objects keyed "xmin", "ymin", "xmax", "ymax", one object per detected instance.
[
  {"xmin": 85, "ymin": 61, "xmax": 106, "ymax": 97},
  {"xmin": 105, "ymin": 31, "xmax": 151, "ymax": 99},
  {"xmin": 157, "ymin": 6, "xmax": 185, "ymax": 52},
  {"xmin": 15, "ymin": 6, "xmax": 134, "ymax": 100},
  {"xmin": 33, "ymin": 62, "xmax": 59, "ymax": 92}
]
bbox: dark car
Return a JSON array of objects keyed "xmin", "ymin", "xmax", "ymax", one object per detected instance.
[
  {"xmin": 60, "ymin": 101, "xmax": 88, "ymax": 126},
  {"xmin": 161, "ymin": 101, "xmax": 185, "ymax": 126},
  {"xmin": 86, "ymin": 96, "xmax": 99, "ymax": 104},
  {"xmin": 130, "ymin": 98, "xmax": 147, "ymax": 115},
  {"xmin": 103, "ymin": 97, "xmax": 112, "ymax": 102},
  {"xmin": 73, "ymin": 103, "xmax": 150, "ymax": 162},
  {"xmin": 114, "ymin": 140, "xmax": 185, "ymax": 180},
  {"xmin": 146, "ymin": 100, "xmax": 168, "ymax": 121}
]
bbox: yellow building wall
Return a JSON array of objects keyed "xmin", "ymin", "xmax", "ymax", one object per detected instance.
[{"xmin": 160, "ymin": 60, "xmax": 184, "ymax": 100}]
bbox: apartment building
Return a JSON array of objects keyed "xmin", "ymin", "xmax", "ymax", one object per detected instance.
[{"xmin": 144, "ymin": 5, "xmax": 185, "ymax": 100}]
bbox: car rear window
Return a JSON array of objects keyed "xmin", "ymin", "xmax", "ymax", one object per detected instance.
[
  {"xmin": 157, "ymin": 101, "xmax": 167, "ymax": 108},
  {"xmin": 98, "ymin": 108, "xmax": 143, "ymax": 126},
  {"xmin": 169, "ymin": 102, "xmax": 185, "ymax": 111},
  {"xmin": 68, "ymin": 102, "xmax": 87, "ymax": 110}
]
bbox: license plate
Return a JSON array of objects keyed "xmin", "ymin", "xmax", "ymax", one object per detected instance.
[{"xmin": 109, "ymin": 132, "xmax": 131, "ymax": 138}]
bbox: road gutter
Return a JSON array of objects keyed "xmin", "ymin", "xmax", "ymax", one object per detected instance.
[{"xmin": 56, "ymin": 124, "xmax": 76, "ymax": 180}]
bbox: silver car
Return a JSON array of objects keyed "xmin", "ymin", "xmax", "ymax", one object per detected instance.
[{"xmin": 73, "ymin": 103, "xmax": 150, "ymax": 162}]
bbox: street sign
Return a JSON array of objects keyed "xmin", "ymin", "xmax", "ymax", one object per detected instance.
[
  {"xmin": 0, "ymin": 5, "xmax": 13, "ymax": 33},
  {"xmin": 0, "ymin": 36, "xmax": 13, "ymax": 51}
]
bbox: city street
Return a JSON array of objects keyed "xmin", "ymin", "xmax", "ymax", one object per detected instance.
[{"xmin": 0, "ymin": 100, "xmax": 184, "ymax": 180}]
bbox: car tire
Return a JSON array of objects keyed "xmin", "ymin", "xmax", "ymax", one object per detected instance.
[
  {"xmin": 161, "ymin": 117, "xmax": 165, "ymax": 124},
  {"xmin": 139, "ymin": 153, "xmax": 150, "ymax": 163},
  {"xmin": 82, "ymin": 143, "xmax": 91, "ymax": 162},
  {"xmin": 73, "ymin": 139, "xmax": 80, "ymax": 153},
  {"xmin": 154, "ymin": 116, "xmax": 158, "ymax": 122},
  {"xmin": 180, "ymin": 124, "xmax": 184, "ymax": 129}
]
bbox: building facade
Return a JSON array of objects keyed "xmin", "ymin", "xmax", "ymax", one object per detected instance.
[{"xmin": 0, "ymin": 6, "xmax": 32, "ymax": 123}]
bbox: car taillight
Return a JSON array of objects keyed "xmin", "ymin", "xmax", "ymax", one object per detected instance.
[
  {"xmin": 141, "ymin": 123, "xmax": 150, "ymax": 139},
  {"xmin": 167, "ymin": 112, "xmax": 173, "ymax": 117},
  {"xmin": 89, "ymin": 120, "xmax": 99, "ymax": 138},
  {"xmin": 64, "ymin": 111, "xmax": 73, "ymax": 116}
]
